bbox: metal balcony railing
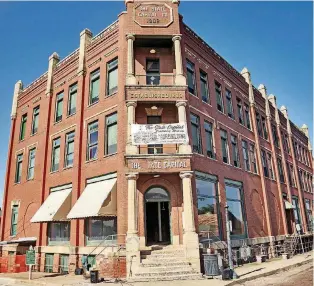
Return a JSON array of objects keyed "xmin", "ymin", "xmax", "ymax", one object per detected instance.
[
  {"xmin": 135, "ymin": 74, "xmax": 175, "ymax": 85},
  {"xmin": 138, "ymin": 144, "xmax": 179, "ymax": 155}
]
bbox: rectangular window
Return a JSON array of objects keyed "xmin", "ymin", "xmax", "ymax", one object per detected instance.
[
  {"xmin": 200, "ymin": 70, "xmax": 209, "ymax": 103},
  {"xmin": 10, "ymin": 205, "xmax": 19, "ymax": 236},
  {"xmin": 225, "ymin": 89, "xmax": 234, "ymax": 118},
  {"xmin": 186, "ymin": 60, "xmax": 196, "ymax": 95},
  {"xmin": 290, "ymin": 164, "xmax": 295, "ymax": 187},
  {"xmin": 86, "ymin": 217, "xmax": 117, "ymax": 242},
  {"xmin": 204, "ymin": 121, "xmax": 214, "ymax": 158},
  {"xmin": 272, "ymin": 125, "xmax": 279, "ymax": 148},
  {"xmin": 242, "ymin": 140, "xmax": 250, "ymax": 171},
  {"xmin": 147, "ymin": 116, "xmax": 163, "ymax": 154},
  {"xmin": 89, "ymin": 69, "xmax": 100, "ymax": 105},
  {"xmin": 267, "ymin": 153, "xmax": 275, "ymax": 180},
  {"xmin": 215, "ymin": 81, "xmax": 224, "ymax": 113},
  {"xmin": 237, "ymin": 98, "xmax": 244, "ymax": 125},
  {"xmin": 284, "ymin": 134, "xmax": 290, "ymax": 154},
  {"xmin": 220, "ymin": 129, "xmax": 229, "ymax": 164},
  {"xmin": 60, "ymin": 254, "xmax": 69, "ymax": 274},
  {"xmin": 48, "ymin": 222, "xmax": 70, "ymax": 244},
  {"xmin": 44, "ymin": 254, "xmax": 54, "ymax": 273},
  {"xmin": 299, "ymin": 170, "xmax": 305, "ymax": 191},
  {"xmin": 31, "ymin": 106, "xmax": 40, "ymax": 135},
  {"xmin": 292, "ymin": 197, "xmax": 302, "ymax": 231},
  {"xmin": 106, "ymin": 113, "xmax": 118, "ymax": 155},
  {"xmin": 191, "ymin": 114, "xmax": 202, "ymax": 153},
  {"xmin": 107, "ymin": 58, "xmax": 118, "ymax": 95},
  {"xmin": 87, "ymin": 121, "xmax": 98, "ymax": 160},
  {"xmin": 277, "ymin": 158, "xmax": 285, "ymax": 183},
  {"xmin": 256, "ymin": 113, "xmax": 263, "ymax": 137},
  {"xmin": 225, "ymin": 180, "xmax": 246, "ymax": 238},
  {"xmin": 196, "ymin": 173, "xmax": 220, "ymax": 238},
  {"xmin": 146, "ymin": 59, "xmax": 160, "ymax": 85},
  {"xmin": 244, "ymin": 104, "xmax": 251, "ymax": 129},
  {"xmin": 305, "ymin": 199, "xmax": 312, "ymax": 230},
  {"xmin": 68, "ymin": 83, "xmax": 77, "ymax": 116},
  {"xmin": 55, "ymin": 92, "xmax": 64, "ymax": 122},
  {"xmin": 15, "ymin": 154, "xmax": 23, "ymax": 183},
  {"xmin": 231, "ymin": 135, "xmax": 240, "ymax": 167},
  {"xmin": 27, "ymin": 148, "xmax": 36, "ymax": 180},
  {"xmin": 261, "ymin": 116, "xmax": 268, "ymax": 140},
  {"xmin": 65, "ymin": 132, "xmax": 75, "ymax": 167},
  {"xmin": 249, "ymin": 144, "xmax": 258, "ymax": 173},
  {"xmin": 51, "ymin": 137, "xmax": 61, "ymax": 172},
  {"xmin": 261, "ymin": 149, "xmax": 269, "ymax": 178},
  {"xmin": 19, "ymin": 114, "xmax": 27, "ymax": 141}
]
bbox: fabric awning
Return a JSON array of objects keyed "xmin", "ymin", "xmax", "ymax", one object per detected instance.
[
  {"xmin": 31, "ymin": 188, "xmax": 72, "ymax": 223},
  {"xmin": 285, "ymin": 200, "xmax": 295, "ymax": 210},
  {"xmin": 67, "ymin": 178, "xmax": 117, "ymax": 219}
]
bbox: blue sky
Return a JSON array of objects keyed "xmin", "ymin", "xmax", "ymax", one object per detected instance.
[{"xmin": 0, "ymin": 1, "xmax": 312, "ymax": 205}]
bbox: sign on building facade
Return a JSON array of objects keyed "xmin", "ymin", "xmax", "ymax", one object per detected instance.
[{"xmin": 131, "ymin": 123, "xmax": 188, "ymax": 145}]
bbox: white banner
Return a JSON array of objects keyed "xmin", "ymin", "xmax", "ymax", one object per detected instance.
[{"xmin": 131, "ymin": 123, "xmax": 189, "ymax": 145}]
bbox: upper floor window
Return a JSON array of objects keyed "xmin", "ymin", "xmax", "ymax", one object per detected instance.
[
  {"xmin": 287, "ymin": 163, "xmax": 295, "ymax": 187},
  {"xmin": 249, "ymin": 144, "xmax": 258, "ymax": 174},
  {"xmin": 89, "ymin": 69, "xmax": 100, "ymax": 105},
  {"xmin": 19, "ymin": 114, "xmax": 27, "ymax": 141},
  {"xmin": 231, "ymin": 135, "xmax": 240, "ymax": 167},
  {"xmin": 87, "ymin": 121, "xmax": 98, "ymax": 160},
  {"xmin": 261, "ymin": 149, "xmax": 269, "ymax": 178},
  {"xmin": 244, "ymin": 104, "xmax": 251, "ymax": 130},
  {"xmin": 204, "ymin": 121, "xmax": 214, "ymax": 158},
  {"xmin": 15, "ymin": 154, "xmax": 23, "ymax": 183},
  {"xmin": 267, "ymin": 153, "xmax": 275, "ymax": 180},
  {"xmin": 10, "ymin": 205, "xmax": 19, "ymax": 236},
  {"xmin": 51, "ymin": 138, "xmax": 61, "ymax": 172},
  {"xmin": 282, "ymin": 132, "xmax": 290, "ymax": 154},
  {"xmin": 237, "ymin": 98, "xmax": 244, "ymax": 125},
  {"xmin": 220, "ymin": 129, "xmax": 229, "ymax": 164},
  {"xmin": 55, "ymin": 92, "xmax": 64, "ymax": 123},
  {"xmin": 68, "ymin": 83, "xmax": 77, "ymax": 116},
  {"xmin": 190, "ymin": 114, "xmax": 202, "ymax": 153},
  {"xmin": 261, "ymin": 116, "xmax": 268, "ymax": 140},
  {"xmin": 299, "ymin": 169, "xmax": 305, "ymax": 191},
  {"xmin": 105, "ymin": 113, "xmax": 118, "ymax": 155},
  {"xmin": 31, "ymin": 106, "xmax": 40, "ymax": 135},
  {"xmin": 277, "ymin": 158, "xmax": 285, "ymax": 183},
  {"xmin": 146, "ymin": 59, "xmax": 160, "ymax": 85},
  {"xmin": 200, "ymin": 70, "xmax": 209, "ymax": 103},
  {"xmin": 215, "ymin": 81, "xmax": 224, "ymax": 113},
  {"xmin": 242, "ymin": 140, "xmax": 250, "ymax": 171},
  {"xmin": 27, "ymin": 148, "xmax": 36, "ymax": 180},
  {"xmin": 272, "ymin": 124, "xmax": 279, "ymax": 148},
  {"xmin": 65, "ymin": 132, "xmax": 75, "ymax": 167},
  {"xmin": 225, "ymin": 89, "xmax": 234, "ymax": 118},
  {"xmin": 107, "ymin": 58, "xmax": 118, "ymax": 95},
  {"xmin": 48, "ymin": 222, "xmax": 70, "ymax": 244},
  {"xmin": 186, "ymin": 60, "xmax": 196, "ymax": 95}
]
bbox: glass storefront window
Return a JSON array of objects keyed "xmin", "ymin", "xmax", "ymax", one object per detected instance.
[{"xmin": 85, "ymin": 217, "xmax": 117, "ymax": 244}]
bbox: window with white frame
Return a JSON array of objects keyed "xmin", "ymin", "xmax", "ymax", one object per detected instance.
[
  {"xmin": 87, "ymin": 121, "xmax": 98, "ymax": 160},
  {"xmin": 65, "ymin": 131, "xmax": 75, "ymax": 167},
  {"xmin": 51, "ymin": 137, "xmax": 61, "ymax": 172},
  {"xmin": 27, "ymin": 148, "xmax": 36, "ymax": 180},
  {"xmin": 31, "ymin": 106, "xmax": 40, "ymax": 135},
  {"xmin": 231, "ymin": 134, "xmax": 240, "ymax": 167},
  {"xmin": 89, "ymin": 69, "xmax": 100, "ymax": 105},
  {"xmin": 107, "ymin": 58, "xmax": 118, "ymax": 95},
  {"xmin": 204, "ymin": 121, "xmax": 214, "ymax": 158},
  {"xmin": 68, "ymin": 83, "xmax": 77, "ymax": 116},
  {"xmin": 225, "ymin": 89, "xmax": 234, "ymax": 118},
  {"xmin": 215, "ymin": 81, "xmax": 224, "ymax": 113},
  {"xmin": 220, "ymin": 129, "xmax": 229, "ymax": 164},
  {"xmin": 105, "ymin": 113, "xmax": 117, "ymax": 155},
  {"xmin": 200, "ymin": 70, "xmax": 209, "ymax": 103},
  {"xmin": 55, "ymin": 92, "xmax": 63, "ymax": 122}
]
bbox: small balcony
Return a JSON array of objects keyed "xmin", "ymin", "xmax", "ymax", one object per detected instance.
[
  {"xmin": 138, "ymin": 144, "xmax": 179, "ymax": 155},
  {"xmin": 135, "ymin": 74, "xmax": 175, "ymax": 86}
]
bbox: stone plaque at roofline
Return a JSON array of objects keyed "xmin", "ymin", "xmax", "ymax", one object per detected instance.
[{"xmin": 134, "ymin": 3, "xmax": 173, "ymax": 27}]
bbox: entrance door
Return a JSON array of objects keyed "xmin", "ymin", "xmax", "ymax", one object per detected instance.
[{"xmin": 145, "ymin": 187, "xmax": 171, "ymax": 245}]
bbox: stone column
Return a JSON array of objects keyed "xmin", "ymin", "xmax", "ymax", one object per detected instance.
[
  {"xmin": 126, "ymin": 101, "xmax": 138, "ymax": 154},
  {"xmin": 126, "ymin": 173, "xmax": 140, "ymax": 278},
  {"xmin": 172, "ymin": 35, "xmax": 186, "ymax": 85},
  {"xmin": 179, "ymin": 171, "xmax": 200, "ymax": 271},
  {"xmin": 176, "ymin": 101, "xmax": 192, "ymax": 153},
  {"xmin": 126, "ymin": 34, "xmax": 136, "ymax": 85}
]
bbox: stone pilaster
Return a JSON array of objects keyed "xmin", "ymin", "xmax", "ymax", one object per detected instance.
[
  {"xmin": 126, "ymin": 34, "xmax": 136, "ymax": 85},
  {"xmin": 176, "ymin": 100, "xmax": 192, "ymax": 153},
  {"xmin": 78, "ymin": 29, "xmax": 93, "ymax": 75},
  {"xmin": 126, "ymin": 101, "xmax": 138, "ymax": 154},
  {"xmin": 45, "ymin": 52, "xmax": 60, "ymax": 96},
  {"xmin": 172, "ymin": 35, "xmax": 186, "ymax": 85},
  {"xmin": 11, "ymin": 80, "xmax": 23, "ymax": 119},
  {"xmin": 179, "ymin": 171, "xmax": 200, "ymax": 271}
]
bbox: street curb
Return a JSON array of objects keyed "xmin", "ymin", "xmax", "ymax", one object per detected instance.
[{"xmin": 226, "ymin": 258, "xmax": 313, "ymax": 286}]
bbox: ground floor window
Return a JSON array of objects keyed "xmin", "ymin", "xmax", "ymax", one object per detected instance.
[
  {"xmin": 44, "ymin": 253, "xmax": 54, "ymax": 273},
  {"xmin": 48, "ymin": 222, "xmax": 70, "ymax": 244},
  {"xmin": 292, "ymin": 196, "xmax": 302, "ymax": 232},
  {"xmin": 305, "ymin": 199, "xmax": 312, "ymax": 231},
  {"xmin": 85, "ymin": 217, "xmax": 117, "ymax": 244},
  {"xmin": 225, "ymin": 179, "xmax": 247, "ymax": 238},
  {"xmin": 60, "ymin": 254, "xmax": 69, "ymax": 274},
  {"xmin": 196, "ymin": 171, "xmax": 220, "ymax": 240}
]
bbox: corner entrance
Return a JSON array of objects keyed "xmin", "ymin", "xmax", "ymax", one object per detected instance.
[{"xmin": 145, "ymin": 187, "xmax": 171, "ymax": 245}]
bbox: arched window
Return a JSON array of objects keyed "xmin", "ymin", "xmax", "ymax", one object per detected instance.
[{"xmin": 145, "ymin": 187, "xmax": 170, "ymax": 202}]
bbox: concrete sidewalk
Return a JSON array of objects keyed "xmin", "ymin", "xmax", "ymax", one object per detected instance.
[{"xmin": 0, "ymin": 252, "xmax": 312, "ymax": 286}]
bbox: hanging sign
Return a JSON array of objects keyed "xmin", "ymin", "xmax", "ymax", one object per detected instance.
[{"xmin": 131, "ymin": 123, "xmax": 189, "ymax": 145}]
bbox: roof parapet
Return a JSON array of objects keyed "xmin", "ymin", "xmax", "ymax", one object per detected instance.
[{"xmin": 11, "ymin": 80, "xmax": 23, "ymax": 119}]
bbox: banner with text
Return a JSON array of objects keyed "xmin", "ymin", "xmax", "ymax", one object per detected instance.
[{"xmin": 131, "ymin": 123, "xmax": 189, "ymax": 145}]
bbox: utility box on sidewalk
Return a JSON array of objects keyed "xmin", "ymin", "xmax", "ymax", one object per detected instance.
[{"xmin": 203, "ymin": 254, "xmax": 220, "ymax": 276}]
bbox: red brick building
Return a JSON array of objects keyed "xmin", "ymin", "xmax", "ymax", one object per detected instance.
[{"xmin": 1, "ymin": 0, "xmax": 313, "ymax": 279}]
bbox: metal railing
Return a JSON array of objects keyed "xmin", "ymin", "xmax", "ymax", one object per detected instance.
[
  {"xmin": 135, "ymin": 74, "xmax": 175, "ymax": 85},
  {"xmin": 138, "ymin": 144, "xmax": 179, "ymax": 155}
]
